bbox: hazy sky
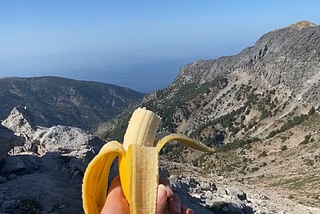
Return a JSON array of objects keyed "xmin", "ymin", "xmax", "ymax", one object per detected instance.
[{"xmin": 1, "ymin": 1, "xmax": 320, "ymax": 92}]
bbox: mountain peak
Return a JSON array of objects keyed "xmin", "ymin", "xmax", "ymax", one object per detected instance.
[{"xmin": 287, "ymin": 20, "xmax": 317, "ymax": 30}]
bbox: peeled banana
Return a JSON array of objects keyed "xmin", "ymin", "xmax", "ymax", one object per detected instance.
[{"xmin": 82, "ymin": 107, "xmax": 214, "ymax": 214}]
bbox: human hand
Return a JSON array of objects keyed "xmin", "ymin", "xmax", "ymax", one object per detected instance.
[{"xmin": 101, "ymin": 175, "xmax": 194, "ymax": 214}]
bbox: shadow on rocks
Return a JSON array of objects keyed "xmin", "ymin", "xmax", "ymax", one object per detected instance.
[{"xmin": 0, "ymin": 152, "xmax": 88, "ymax": 214}]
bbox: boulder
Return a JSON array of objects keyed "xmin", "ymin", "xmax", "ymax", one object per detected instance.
[
  {"xmin": 1, "ymin": 106, "xmax": 36, "ymax": 135},
  {"xmin": 0, "ymin": 155, "xmax": 39, "ymax": 174},
  {"xmin": 2, "ymin": 106, "xmax": 105, "ymax": 164},
  {"xmin": 31, "ymin": 125, "xmax": 105, "ymax": 164},
  {"xmin": 0, "ymin": 153, "xmax": 84, "ymax": 214},
  {"xmin": 0, "ymin": 124, "xmax": 25, "ymax": 162}
]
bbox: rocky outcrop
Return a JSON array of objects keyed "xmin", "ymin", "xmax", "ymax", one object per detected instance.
[
  {"xmin": 0, "ymin": 124, "xmax": 25, "ymax": 162},
  {"xmin": 162, "ymin": 21, "xmax": 320, "ymax": 106},
  {"xmin": 0, "ymin": 153, "xmax": 85, "ymax": 214},
  {"xmin": 31, "ymin": 125, "xmax": 105, "ymax": 164},
  {"xmin": 162, "ymin": 161, "xmax": 320, "ymax": 214},
  {"xmin": 1, "ymin": 106, "xmax": 36, "ymax": 135},
  {"xmin": 2, "ymin": 106, "xmax": 105, "ymax": 164},
  {"xmin": 0, "ymin": 106, "xmax": 106, "ymax": 213}
]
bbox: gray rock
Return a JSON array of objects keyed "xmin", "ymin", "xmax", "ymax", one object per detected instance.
[
  {"xmin": 243, "ymin": 206, "xmax": 254, "ymax": 214},
  {"xmin": 0, "ymin": 176, "xmax": 7, "ymax": 184},
  {"xmin": 0, "ymin": 124, "xmax": 25, "ymax": 162},
  {"xmin": 0, "ymin": 154, "xmax": 84, "ymax": 214},
  {"xmin": 7, "ymin": 174, "xmax": 17, "ymax": 180},
  {"xmin": 2, "ymin": 106, "xmax": 105, "ymax": 163},
  {"xmin": 223, "ymin": 206, "xmax": 229, "ymax": 212},
  {"xmin": 1, "ymin": 200, "xmax": 16, "ymax": 211},
  {"xmin": 226, "ymin": 187, "xmax": 248, "ymax": 201},
  {"xmin": 1, "ymin": 106, "xmax": 36, "ymax": 136},
  {"xmin": 0, "ymin": 109, "xmax": 106, "ymax": 214},
  {"xmin": 0, "ymin": 155, "xmax": 39, "ymax": 174},
  {"xmin": 30, "ymin": 125, "xmax": 104, "ymax": 161},
  {"xmin": 68, "ymin": 158, "xmax": 86, "ymax": 173}
]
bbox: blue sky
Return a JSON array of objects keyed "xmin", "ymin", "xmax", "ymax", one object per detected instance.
[{"xmin": 1, "ymin": 0, "xmax": 320, "ymax": 92}]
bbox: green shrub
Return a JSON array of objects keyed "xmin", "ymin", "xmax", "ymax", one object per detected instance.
[
  {"xmin": 281, "ymin": 145, "xmax": 288, "ymax": 151},
  {"xmin": 245, "ymin": 109, "xmax": 250, "ymax": 115},
  {"xmin": 308, "ymin": 106, "xmax": 316, "ymax": 116},
  {"xmin": 251, "ymin": 167, "xmax": 259, "ymax": 172},
  {"xmin": 300, "ymin": 134, "xmax": 311, "ymax": 145},
  {"xmin": 259, "ymin": 151, "xmax": 268, "ymax": 158},
  {"xmin": 252, "ymin": 137, "xmax": 261, "ymax": 142},
  {"xmin": 267, "ymin": 130, "xmax": 279, "ymax": 139},
  {"xmin": 260, "ymin": 162, "xmax": 268, "ymax": 167},
  {"xmin": 215, "ymin": 138, "xmax": 253, "ymax": 152},
  {"xmin": 267, "ymin": 114, "xmax": 309, "ymax": 140}
]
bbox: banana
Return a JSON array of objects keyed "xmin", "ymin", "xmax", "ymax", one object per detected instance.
[{"xmin": 82, "ymin": 107, "xmax": 214, "ymax": 214}]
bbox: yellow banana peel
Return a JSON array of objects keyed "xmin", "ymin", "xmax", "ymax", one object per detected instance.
[{"xmin": 82, "ymin": 107, "xmax": 214, "ymax": 214}]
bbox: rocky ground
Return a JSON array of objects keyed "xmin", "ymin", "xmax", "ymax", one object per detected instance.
[
  {"xmin": 162, "ymin": 160, "xmax": 320, "ymax": 214},
  {"xmin": 1, "ymin": 106, "xmax": 320, "ymax": 214},
  {"xmin": 0, "ymin": 106, "xmax": 104, "ymax": 214}
]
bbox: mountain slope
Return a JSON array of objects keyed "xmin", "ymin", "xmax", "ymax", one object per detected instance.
[
  {"xmin": 0, "ymin": 76, "xmax": 145, "ymax": 130},
  {"xmin": 147, "ymin": 20, "xmax": 320, "ymax": 104},
  {"xmin": 99, "ymin": 21, "xmax": 320, "ymax": 207},
  {"xmin": 103, "ymin": 20, "xmax": 320, "ymax": 140}
]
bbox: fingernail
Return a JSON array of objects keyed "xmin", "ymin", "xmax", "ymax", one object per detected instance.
[
  {"xmin": 187, "ymin": 209, "xmax": 194, "ymax": 214},
  {"xmin": 158, "ymin": 184, "xmax": 167, "ymax": 203},
  {"xmin": 173, "ymin": 202, "xmax": 181, "ymax": 214}
]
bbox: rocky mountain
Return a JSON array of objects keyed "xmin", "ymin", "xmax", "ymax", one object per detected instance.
[
  {"xmin": 1, "ymin": 106, "xmax": 320, "ymax": 214},
  {"xmin": 0, "ymin": 106, "xmax": 106, "ymax": 214},
  {"xmin": 0, "ymin": 76, "xmax": 145, "ymax": 130},
  {"xmin": 2, "ymin": 20, "xmax": 320, "ymax": 214},
  {"xmin": 2, "ymin": 104, "xmax": 320, "ymax": 213},
  {"xmin": 99, "ymin": 21, "xmax": 320, "ymax": 209}
]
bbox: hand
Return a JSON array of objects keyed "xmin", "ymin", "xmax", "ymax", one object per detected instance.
[{"xmin": 101, "ymin": 175, "xmax": 194, "ymax": 214}]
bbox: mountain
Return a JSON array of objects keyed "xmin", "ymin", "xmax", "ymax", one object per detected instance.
[
  {"xmin": 99, "ymin": 21, "xmax": 320, "ymax": 207},
  {"xmin": 0, "ymin": 76, "xmax": 145, "ymax": 130},
  {"xmin": 2, "ymin": 106, "xmax": 320, "ymax": 214},
  {"xmin": 1, "ymin": 20, "xmax": 320, "ymax": 214}
]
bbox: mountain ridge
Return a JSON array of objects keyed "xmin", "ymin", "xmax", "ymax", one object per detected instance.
[
  {"xmin": 0, "ymin": 76, "xmax": 145, "ymax": 130},
  {"xmin": 168, "ymin": 21, "xmax": 320, "ymax": 104}
]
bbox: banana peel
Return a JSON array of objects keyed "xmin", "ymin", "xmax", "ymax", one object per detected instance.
[{"xmin": 82, "ymin": 107, "xmax": 214, "ymax": 214}]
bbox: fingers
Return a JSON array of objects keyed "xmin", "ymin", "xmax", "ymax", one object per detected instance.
[
  {"xmin": 168, "ymin": 194, "xmax": 181, "ymax": 214},
  {"xmin": 102, "ymin": 176, "xmax": 194, "ymax": 214},
  {"xmin": 101, "ymin": 175, "xmax": 130, "ymax": 214},
  {"xmin": 168, "ymin": 196, "xmax": 194, "ymax": 214},
  {"xmin": 159, "ymin": 177, "xmax": 173, "ymax": 198},
  {"xmin": 161, "ymin": 177, "xmax": 194, "ymax": 214},
  {"xmin": 107, "ymin": 175, "xmax": 123, "ymax": 196},
  {"xmin": 156, "ymin": 184, "xmax": 168, "ymax": 214},
  {"xmin": 182, "ymin": 206, "xmax": 194, "ymax": 214}
]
